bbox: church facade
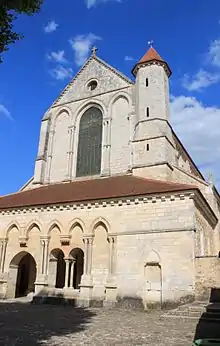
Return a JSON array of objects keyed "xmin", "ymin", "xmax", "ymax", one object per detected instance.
[{"xmin": 0, "ymin": 46, "xmax": 219, "ymax": 309}]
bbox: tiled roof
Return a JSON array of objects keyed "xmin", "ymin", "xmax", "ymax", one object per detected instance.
[
  {"xmin": 0, "ymin": 175, "xmax": 196, "ymax": 210},
  {"xmin": 132, "ymin": 47, "xmax": 171, "ymax": 77},
  {"xmin": 138, "ymin": 47, "xmax": 164, "ymax": 64}
]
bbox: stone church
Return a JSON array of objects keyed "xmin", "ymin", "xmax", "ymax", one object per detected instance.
[{"xmin": 0, "ymin": 46, "xmax": 219, "ymax": 309}]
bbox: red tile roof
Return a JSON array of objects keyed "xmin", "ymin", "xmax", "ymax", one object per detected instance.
[
  {"xmin": 132, "ymin": 47, "xmax": 171, "ymax": 77},
  {"xmin": 0, "ymin": 175, "xmax": 196, "ymax": 210},
  {"xmin": 139, "ymin": 47, "xmax": 164, "ymax": 64}
]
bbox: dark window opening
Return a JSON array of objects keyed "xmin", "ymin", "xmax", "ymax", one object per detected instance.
[
  {"xmin": 146, "ymin": 143, "xmax": 150, "ymax": 151},
  {"xmin": 146, "ymin": 78, "xmax": 149, "ymax": 87},
  {"xmin": 146, "ymin": 107, "xmax": 150, "ymax": 117},
  {"xmin": 76, "ymin": 107, "xmax": 103, "ymax": 177},
  {"xmin": 87, "ymin": 80, "xmax": 97, "ymax": 91}
]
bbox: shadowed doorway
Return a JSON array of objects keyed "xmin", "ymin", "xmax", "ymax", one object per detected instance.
[{"xmin": 7, "ymin": 251, "xmax": 37, "ymax": 299}]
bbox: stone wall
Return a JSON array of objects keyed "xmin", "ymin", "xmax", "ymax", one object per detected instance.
[{"xmin": 0, "ymin": 191, "xmax": 197, "ymax": 306}]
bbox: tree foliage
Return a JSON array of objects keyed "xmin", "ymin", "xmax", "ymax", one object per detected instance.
[{"xmin": 0, "ymin": 0, "xmax": 43, "ymax": 62}]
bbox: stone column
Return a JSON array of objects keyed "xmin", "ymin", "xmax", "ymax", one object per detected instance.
[
  {"xmin": 43, "ymin": 239, "xmax": 49, "ymax": 275},
  {"xmin": 69, "ymin": 258, "xmax": 76, "ymax": 288},
  {"xmin": 108, "ymin": 236, "xmax": 115, "ymax": 276},
  {"xmin": 64, "ymin": 258, "xmax": 70, "ymax": 288},
  {"xmin": 35, "ymin": 237, "xmax": 50, "ymax": 294},
  {"xmin": 101, "ymin": 119, "xmax": 110, "ymax": 176},
  {"xmin": 104, "ymin": 236, "xmax": 117, "ymax": 307},
  {"xmin": 40, "ymin": 240, "xmax": 45, "ymax": 275},
  {"xmin": 87, "ymin": 237, "xmax": 94, "ymax": 276},
  {"xmin": 0, "ymin": 239, "xmax": 8, "ymax": 273},
  {"xmin": 79, "ymin": 236, "xmax": 94, "ymax": 306},
  {"xmin": 66, "ymin": 125, "xmax": 75, "ymax": 181},
  {"xmin": 128, "ymin": 111, "xmax": 135, "ymax": 172},
  {"xmin": 45, "ymin": 129, "xmax": 55, "ymax": 183}
]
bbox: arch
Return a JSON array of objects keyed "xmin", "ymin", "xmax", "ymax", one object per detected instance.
[
  {"xmin": 25, "ymin": 220, "xmax": 42, "ymax": 238},
  {"xmin": 54, "ymin": 106, "xmax": 71, "ymax": 121},
  {"xmin": 68, "ymin": 218, "xmax": 85, "ymax": 235},
  {"xmin": 109, "ymin": 92, "xmax": 131, "ymax": 111},
  {"xmin": 76, "ymin": 106, "xmax": 103, "ymax": 177},
  {"xmin": 5, "ymin": 221, "xmax": 20, "ymax": 238},
  {"xmin": 69, "ymin": 248, "xmax": 84, "ymax": 289},
  {"xmin": 49, "ymin": 248, "xmax": 65, "ymax": 289},
  {"xmin": 90, "ymin": 217, "xmax": 110, "ymax": 234},
  {"xmin": 145, "ymin": 250, "xmax": 161, "ymax": 265},
  {"xmin": 8, "ymin": 251, "xmax": 37, "ymax": 298},
  {"xmin": 47, "ymin": 220, "xmax": 62, "ymax": 235},
  {"xmin": 74, "ymin": 100, "xmax": 106, "ymax": 128}
]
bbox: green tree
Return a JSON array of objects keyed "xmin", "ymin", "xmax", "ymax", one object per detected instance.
[{"xmin": 0, "ymin": 0, "xmax": 43, "ymax": 62}]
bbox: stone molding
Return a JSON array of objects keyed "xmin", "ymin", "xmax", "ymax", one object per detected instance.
[{"xmin": 0, "ymin": 191, "xmax": 196, "ymax": 217}]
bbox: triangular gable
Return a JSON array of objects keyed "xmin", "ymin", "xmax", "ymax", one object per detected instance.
[{"xmin": 51, "ymin": 55, "xmax": 134, "ymax": 107}]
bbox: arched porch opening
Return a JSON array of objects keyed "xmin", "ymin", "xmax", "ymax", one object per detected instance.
[
  {"xmin": 7, "ymin": 251, "xmax": 37, "ymax": 299},
  {"xmin": 69, "ymin": 248, "xmax": 84, "ymax": 289},
  {"xmin": 49, "ymin": 249, "xmax": 65, "ymax": 289}
]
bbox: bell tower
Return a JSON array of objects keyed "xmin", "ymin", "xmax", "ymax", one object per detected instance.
[{"xmin": 132, "ymin": 45, "xmax": 176, "ymax": 180}]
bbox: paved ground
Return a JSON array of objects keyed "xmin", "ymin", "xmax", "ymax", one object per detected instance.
[{"xmin": 0, "ymin": 300, "xmax": 209, "ymax": 346}]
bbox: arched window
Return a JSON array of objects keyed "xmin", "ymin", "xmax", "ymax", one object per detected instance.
[{"xmin": 76, "ymin": 107, "xmax": 103, "ymax": 177}]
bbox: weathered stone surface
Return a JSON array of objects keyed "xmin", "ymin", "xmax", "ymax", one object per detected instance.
[{"xmin": 0, "ymin": 300, "xmax": 199, "ymax": 346}]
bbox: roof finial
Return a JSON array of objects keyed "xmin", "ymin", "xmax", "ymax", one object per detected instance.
[
  {"xmin": 92, "ymin": 46, "xmax": 97, "ymax": 56},
  {"xmin": 148, "ymin": 40, "xmax": 154, "ymax": 48}
]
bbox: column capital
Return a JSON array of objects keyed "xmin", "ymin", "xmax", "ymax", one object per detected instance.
[
  {"xmin": 64, "ymin": 257, "xmax": 72, "ymax": 262},
  {"xmin": 83, "ymin": 235, "xmax": 94, "ymax": 245},
  {"xmin": 40, "ymin": 236, "xmax": 50, "ymax": 246},
  {"xmin": 107, "ymin": 236, "xmax": 116, "ymax": 244},
  {"xmin": 0, "ymin": 238, "xmax": 8, "ymax": 245}
]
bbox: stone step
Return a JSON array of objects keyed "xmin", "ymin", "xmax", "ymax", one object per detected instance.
[{"xmin": 161, "ymin": 301, "xmax": 208, "ymax": 319}]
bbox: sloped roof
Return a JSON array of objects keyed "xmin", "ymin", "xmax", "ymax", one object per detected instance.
[
  {"xmin": 132, "ymin": 47, "xmax": 171, "ymax": 77},
  {"xmin": 0, "ymin": 175, "xmax": 196, "ymax": 210},
  {"xmin": 139, "ymin": 47, "xmax": 164, "ymax": 64}
]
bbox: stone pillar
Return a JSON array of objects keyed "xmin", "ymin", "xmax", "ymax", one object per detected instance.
[
  {"xmin": 64, "ymin": 258, "xmax": 70, "ymax": 288},
  {"xmin": 35, "ymin": 237, "xmax": 50, "ymax": 294},
  {"xmin": 66, "ymin": 125, "xmax": 75, "ymax": 181},
  {"xmin": 101, "ymin": 119, "xmax": 110, "ymax": 176},
  {"xmin": 104, "ymin": 236, "xmax": 117, "ymax": 307},
  {"xmin": 45, "ymin": 129, "xmax": 55, "ymax": 183},
  {"xmin": 79, "ymin": 236, "xmax": 94, "ymax": 306},
  {"xmin": 69, "ymin": 258, "xmax": 76, "ymax": 288},
  {"xmin": 0, "ymin": 239, "xmax": 8, "ymax": 273}
]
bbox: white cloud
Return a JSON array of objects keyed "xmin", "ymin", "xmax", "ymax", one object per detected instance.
[
  {"xmin": 208, "ymin": 39, "xmax": 220, "ymax": 67},
  {"xmin": 171, "ymin": 95, "xmax": 220, "ymax": 189},
  {"xmin": 86, "ymin": 0, "xmax": 121, "ymax": 9},
  {"xmin": 182, "ymin": 69, "xmax": 220, "ymax": 91},
  {"xmin": 69, "ymin": 33, "xmax": 101, "ymax": 66},
  {"xmin": 0, "ymin": 104, "xmax": 13, "ymax": 121},
  {"xmin": 50, "ymin": 65, "xmax": 73, "ymax": 80},
  {"xmin": 44, "ymin": 20, "xmax": 58, "ymax": 34},
  {"xmin": 125, "ymin": 56, "xmax": 134, "ymax": 61},
  {"xmin": 47, "ymin": 50, "xmax": 67, "ymax": 63}
]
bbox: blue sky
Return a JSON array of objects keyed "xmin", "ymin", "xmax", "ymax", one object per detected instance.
[{"xmin": 0, "ymin": 0, "xmax": 220, "ymax": 195}]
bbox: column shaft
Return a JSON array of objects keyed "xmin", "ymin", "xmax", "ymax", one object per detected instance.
[
  {"xmin": 0, "ymin": 240, "xmax": 7, "ymax": 273},
  {"xmin": 40, "ymin": 240, "xmax": 45, "ymax": 274},
  {"xmin": 64, "ymin": 260, "xmax": 70, "ymax": 288},
  {"xmin": 69, "ymin": 259, "xmax": 76, "ymax": 288}
]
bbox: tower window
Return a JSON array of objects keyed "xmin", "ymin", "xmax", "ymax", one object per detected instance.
[
  {"xmin": 146, "ymin": 78, "xmax": 149, "ymax": 87},
  {"xmin": 146, "ymin": 107, "xmax": 150, "ymax": 117},
  {"xmin": 146, "ymin": 143, "xmax": 149, "ymax": 151}
]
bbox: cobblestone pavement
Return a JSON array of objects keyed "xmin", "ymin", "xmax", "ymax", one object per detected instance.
[{"xmin": 0, "ymin": 300, "xmax": 203, "ymax": 346}]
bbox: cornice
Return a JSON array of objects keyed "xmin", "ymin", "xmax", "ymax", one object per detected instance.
[
  {"xmin": 0, "ymin": 191, "xmax": 195, "ymax": 217},
  {"xmin": 193, "ymin": 190, "xmax": 218, "ymax": 229}
]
